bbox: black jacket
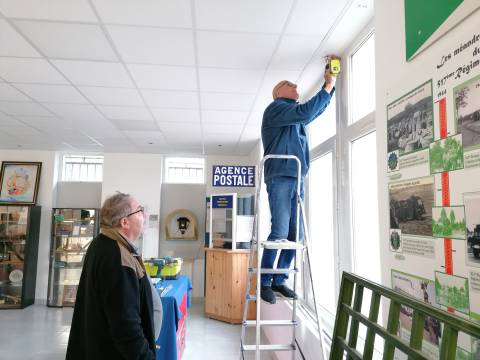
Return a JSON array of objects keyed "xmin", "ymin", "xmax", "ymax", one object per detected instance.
[{"xmin": 66, "ymin": 231, "xmax": 156, "ymax": 360}]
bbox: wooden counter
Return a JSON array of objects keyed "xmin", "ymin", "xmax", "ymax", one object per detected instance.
[{"xmin": 204, "ymin": 248, "xmax": 256, "ymax": 324}]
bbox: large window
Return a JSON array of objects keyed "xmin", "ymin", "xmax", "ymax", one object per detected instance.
[
  {"xmin": 305, "ymin": 31, "xmax": 379, "ymax": 333},
  {"xmin": 164, "ymin": 157, "xmax": 205, "ymax": 184},
  {"xmin": 350, "ymin": 33, "xmax": 376, "ymax": 124},
  {"xmin": 309, "ymin": 93, "xmax": 336, "ymax": 148},
  {"xmin": 62, "ymin": 155, "xmax": 103, "ymax": 182},
  {"xmin": 308, "ymin": 152, "xmax": 336, "ymax": 314}
]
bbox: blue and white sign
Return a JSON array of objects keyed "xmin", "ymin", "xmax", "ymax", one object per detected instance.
[
  {"xmin": 212, "ymin": 165, "xmax": 255, "ymax": 187},
  {"xmin": 212, "ymin": 195, "xmax": 233, "ymax": 208}
]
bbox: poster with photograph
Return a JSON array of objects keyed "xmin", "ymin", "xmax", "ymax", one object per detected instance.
[
  {"xmin": 389, "ymin": 176, "xmax": 434, "ymax": 236},
  {"xmin": 432, "ymin": 206, "xmax": 466, "ymax": 240},
  {"xmin": 429, "ymin": 134, "xmax": 464, "ymax": 173},
  {"xmin": 391, "ymin": 270, "xmax": 442, "ymax": 358},
  {"xmin": 387, "ymin": 81, "xmax": 434, "ymax": 156},
  {"xmin": 468, "ymin": 270, "xmax": 480, "ymax": 322},
  {"xmin": 435, "ymin": 271, "xmax": 470, "ymax": 315},
  {"xmin": 455, "ymin": 74, "xmax": 480, "ymax": 152},
  {"xmin": 463, "ymin": 192, "xmax": 480, "ymax": 267}
]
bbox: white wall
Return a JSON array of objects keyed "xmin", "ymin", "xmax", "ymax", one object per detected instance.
[
  {"xmin": 374, "ymin": 0, "xmax": 480, "ymax": 345},
  {"xmin": 55, "ymin": 182, "xmax": 102, "ymax": 209},
  {"xmin": 102, "ymin": 153, "xmax": 163, "ymax": 259},
  {"xmin": 159, "ymin": 183, "xmax": 206, "ymax": 297},
  {"xmin": 0, "ymin": 149, "xmax": 58, "ymax": 303}
]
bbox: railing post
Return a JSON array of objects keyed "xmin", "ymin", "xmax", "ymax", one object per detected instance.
[
  {"xmin": 330, "ymin": 275, "xmax": 355, "ymax": 360},
  {"xmin": 382, "ymin": 300, "xmax": 401, "ymax": 360},
  {"xmin": 363, "ymin": 292, "xmax": 381, "ymax": 359},
  {"xmin": 347, "ymin": 284, "xmax": 364, "ymax": 359}
]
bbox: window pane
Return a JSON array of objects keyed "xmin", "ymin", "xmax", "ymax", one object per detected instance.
[
  {"xmin": 309, "ymin": 93, "xmax": 336, "ymax": 148},
  {"xmin": 62, "ymin": 155, "xmax": 104, "ymax": 181},
  {"xmin": 165, "ymin": 157, "xmax": 204, "ymax": 184},
  {"xmin": 351, "ymin": 34, "xmax": 376, "ymax": 123},
  {"xmin": 351, "ymin": 131, "xmax": 379, "ymax": 282},
  {"xmin": 309, "ymin": 152, "xmax": 336, "ymax": 314}
]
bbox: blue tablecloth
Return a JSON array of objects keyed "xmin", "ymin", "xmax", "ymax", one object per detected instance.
[{"xmin": 155, "ymin": 275, "xmax": 192, "ymax": 360}]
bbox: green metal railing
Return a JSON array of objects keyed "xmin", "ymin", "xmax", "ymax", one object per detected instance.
[{"xmin": 330, "ymin": 272, "xmax": 480, "ymax": 360}]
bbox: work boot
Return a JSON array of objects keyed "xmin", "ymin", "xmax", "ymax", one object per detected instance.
[
  {"xmin": 272, "ymin": 284, "xmax": 297, "ymax": 299},
  {"xmin": 260, "ymin": 286, "xmax": 276, "ymax": 304}
]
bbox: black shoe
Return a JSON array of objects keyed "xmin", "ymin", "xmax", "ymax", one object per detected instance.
[
  {"xmin": 272, "ymin": 284, "xmax": 297, "ymax": 299},
  {"xmin": 260, "ymin": 286, "xmax": 276, "ymax": 304}
]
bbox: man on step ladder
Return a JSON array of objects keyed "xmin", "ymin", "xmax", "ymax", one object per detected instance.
[{"xmin": 260, "ymin": 60, "xmax": 337, "ymax": 304}]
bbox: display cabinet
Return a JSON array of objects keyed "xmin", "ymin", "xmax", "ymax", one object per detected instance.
[
  {"xmin": 208, "ymin": 193, "xmax": 254, "ymax": 250},
  {"xmin": 0, "ymin": 205, "xmax": 41, "ymax": 309},
  {"xmin": 47, "ymin": 208, "xmax": 99, "ymax": 307}
]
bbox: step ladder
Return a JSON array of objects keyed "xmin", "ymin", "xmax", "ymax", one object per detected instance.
[{"xmin": 240, "ymin": 154, "xmax": 327, "ymax": 360}]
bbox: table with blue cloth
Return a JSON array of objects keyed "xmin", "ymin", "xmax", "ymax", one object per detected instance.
[{"xmin": 155, "ymin": 275, "xmax": 192, "ymax": 360}]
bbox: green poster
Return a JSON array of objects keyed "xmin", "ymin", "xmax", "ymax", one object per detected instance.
[{"xmin": 405, "ymin": 0, "xmax": 468, "ymax": 60}]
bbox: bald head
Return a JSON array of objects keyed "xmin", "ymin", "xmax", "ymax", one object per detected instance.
[{"xmin": 272, "ymin": 80, "xmax": 298, "ymax": 100}]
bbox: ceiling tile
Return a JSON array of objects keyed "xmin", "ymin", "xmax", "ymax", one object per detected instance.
[
  {"xmin": 98, "ymin": 105, "xmax": 152, "ymax": 121},
  {"xmin": 0, "ymin": 113, "xmax": 23, "ymax": 126},
  {"xmin": 78, "ymin": 86, "xmax": 143, "ymax": 106},
  {"xmin": 92, "ymin": 0, "xmax": 192, "ymax": 27},
  {"xmin": 14, "ymin": 115, "xmax": 63, "ymax": 128},
  {"xmin": 270, "ymin": 35, "xmax": 319, "ymax": 70},
  {"xmin": 195, "ymin": 0, "xmax": 292, "ymax": 33},
  {"xmin": 123, "ymin": 130, "xmax": 165, "ymax": 145},
  {"xmin": 152, "ymin": 108, "xmax": 200, "ymax": 123},
  {"xmin": 1, "ymin": 125, "xmax": 42, "ymax": 137},
  {"xmin": 0, "ymin": 57, "xmax": 68, "ymax": 84},
  {"xmin": 52, "ymin": 60, "xmax": 134, "ymax": 87},
  {"xmin": 107, "ymin": 26, "xmax": 195, "ymax": 65},
  {"xmin": 0, "ymin": 0, "xmax": 98, "ymax": 22},
  {"xmin": 14, "ymin": 84, "xmax": 88, "ymax": 104},
  {"xmin": 44, "ymin": 103, "xmax": 105, "ymax": 121},
  {"xmin": 0, "ymin": 20, "xmax": 41, "ymax": 57},
  {"xmin": 158, "ymin": 122, "xmax": 201, "ymax": 134},
  {"xmin": 203, "ymin": 122, "xmax": 243, "ymax": 134},
  {"xmin": 128, "ymin": 64, "xmax": 197, "ymax": 91},
  {"xmin": 142, "ymin": 90, "xmax": 199, "ymax": 109},
  {"xmin": 0, "ymin": 83, "xmax": 30, "ymax": 101},
  {"xmin": 15, "ymin": 21, "xmax": 117, "ymax": 61},
  {"xmin": 200, "ymin": 93, "xmax": 255, "ymax": 111},
  {"xmin": 286, "ymin": 0, "xmax": 350, "ymax": 35},
  {"xmin": 199, "ymin": 68, "xmax": 263, "ymax": 94},
  {"xmin": 201, "ymin": 110, "xmax": 248, "ymax": 124},
  {"xmin": 197, "ymin": 31, "xmax": 278, "ymax": 68},
  {"xmin": 110, "ymin": 119, "xmax": 158, "ymax": 131},
  {"xmin": 0, "ymin": 101, "xmax": 52, "ymax": 116}
]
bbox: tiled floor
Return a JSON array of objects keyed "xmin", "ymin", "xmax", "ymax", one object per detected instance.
[{"xmin": 0, "ymin": 299, "xmax": 271, "ymax": 360}]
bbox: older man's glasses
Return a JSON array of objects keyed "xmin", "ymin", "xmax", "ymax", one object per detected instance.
[{"xmin": 126, "ymin": 206, "xmax": 145, "ymax": 218}]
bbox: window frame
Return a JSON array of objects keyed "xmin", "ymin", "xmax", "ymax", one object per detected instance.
[
  {"xmin": 163, "ymin": 156, "xmax": 206, "ymax": 184},
  {"xmin": 302, "ymin": 25, "xmax": 377, "ymax": 321},
  {"xmin": 61, "ymin": 154, "xmax": 104, "ymax": 182}
]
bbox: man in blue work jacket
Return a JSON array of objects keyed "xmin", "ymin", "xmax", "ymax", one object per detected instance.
[{"xmin": 260, "ymin": 63, "xmax": 337, "ymax": 304}]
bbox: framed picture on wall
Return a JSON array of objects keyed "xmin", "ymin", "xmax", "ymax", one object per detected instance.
[{"xmin": 0, "ymin": 161, "xmax": 42, "ymax": 205}]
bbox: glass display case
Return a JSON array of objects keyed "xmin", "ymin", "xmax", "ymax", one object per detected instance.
[
  {"xmin": 0, "ymin": 205, "xmax": 41, "ymax": 309},
  {"xmin": 47, "ymin": 208, "xmax": 99, "ymax": 307}
]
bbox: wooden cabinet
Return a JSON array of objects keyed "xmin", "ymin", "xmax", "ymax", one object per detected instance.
[{"xmin": 205, "ymin": 248, "xmax": 256, "ymax": 324}]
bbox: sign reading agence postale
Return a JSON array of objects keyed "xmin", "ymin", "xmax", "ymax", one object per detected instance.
[{"xmin": 212, "ymin": 165, "xmax": 255, "ymax": 187}]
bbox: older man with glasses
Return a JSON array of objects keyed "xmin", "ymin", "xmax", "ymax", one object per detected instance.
[
  {"xmin": 260, "ymin": 59, "xmax": 339, "ymax": 304},
  {"xmin": 67, "ymin": 192, "xmax": 160, "ymax": 360}
]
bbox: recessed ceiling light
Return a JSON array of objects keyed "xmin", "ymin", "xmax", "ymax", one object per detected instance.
[
  {"xmin": 17, "ymin": 145, "xmax": 22, "ymax": 148},
  {"xmin": 148, "ymin": 142, "xmax": 153, "ymax": 145},
  {"xmin": 217, "ymin": 144, "xmax": 222, "ymax": 147}
]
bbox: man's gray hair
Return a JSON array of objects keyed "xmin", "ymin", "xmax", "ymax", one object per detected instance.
[{"xmin": 100, "ymin": 192, "xmax": 133, "ymax": 227}]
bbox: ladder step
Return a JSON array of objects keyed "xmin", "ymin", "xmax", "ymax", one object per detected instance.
[
  {"xmin": 243, "ymin": 320, "xmax": 297, "ymax": 327},
  {"xmin": 248, "ymin": 267, "xmax": 299, "ymax": 274},
  {"xmin": 261, "ymin": 240, "xmax": 304, "ymax": 250},
  {"xmin": 242, "ymin": 344, "xmax": 295, "ymax": 352}
]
